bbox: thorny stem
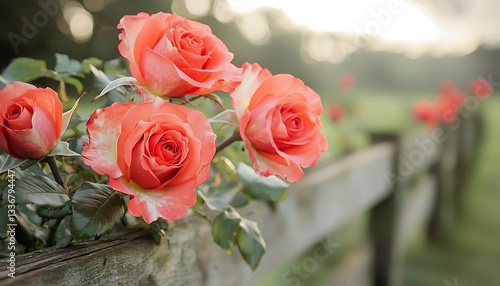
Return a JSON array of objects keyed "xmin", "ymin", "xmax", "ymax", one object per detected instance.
[
  {"xmin": 216, "ymin": 130, "xmax": 242, "ymax": 154},
  {"xmin": 47, "ymin": 156, "xmax": 68, "ymax": 192}
]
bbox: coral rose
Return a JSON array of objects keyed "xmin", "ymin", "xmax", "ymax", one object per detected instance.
[
  {"xmin": 118, "ymin": 12, "xmax": 240, "ymax": 98},
  {"xmin": 0, "ymin": 81, "xmax": 62, "ymax": 159},
  {"xmin": 82, "ymin": 98, "xmax": 216, "ymax": 223},
  {"xmin": 231, "ymin": 63, "xmax": 328, "ymax": 183}
]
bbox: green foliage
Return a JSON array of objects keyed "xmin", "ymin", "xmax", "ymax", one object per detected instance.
[
  {"xmin": 2, "ymin": 175, "xmax": 69, "ymax": 208},
  {"xmin": 0, "ymin": 156, "xmax": 35, "ymax": 174},
  {"xmin": 212, "ymin": 209, "xmax": 241, "ymax": 254},
  {"xmin": 237, "ymin": 218, "xmax": 267, "ymax": 270},
  {"xmin": 46, "ymin": 141, "xmax": 80, "ymax": 158},
  {"xmin": 211, "ymin": 208, "xmax": 266, "ymax": 270},
  {"xmin": 71, "ymin": 182, "xmax": 125, "ymax": 239},
  {"xmin": 37, "ymin": 204, "xmax": 72, "ymax": 219},
  {"xmin": 237, "ymin": 162, "xmax": 289, "ymax": 202},
  {"xmin": 1, "ymin": 58, "xmax": 47, "ymax": 83},
  {"xmin": 0, "ymin": 53, "xmax": 302, "ymax": 271}
]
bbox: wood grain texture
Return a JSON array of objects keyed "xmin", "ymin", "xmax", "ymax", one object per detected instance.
[
  {"xmin": 0, "ymin": 142, "xmax": 396, "ymax": 286},
  {"xmin": 0, "ymin": 118, "xmax": 469, "ymax": 286}
]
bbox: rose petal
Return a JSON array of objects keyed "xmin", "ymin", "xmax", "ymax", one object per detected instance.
[
  {"xmin": 4, "ymin": 106, "xmax": 57, "ymax": 159},
  {"xmin": 110, "ymin": 177, "xmax": 197, "ymax": 222},
  {"xmin": 0, "ymin": 82, "xmax": 36, "ymax": 104},
  {"xmin": 231, "ymin": 63, "xmax": 272, "ymax": 118},
  {"xmin": 82, "ymin": 102, "xmax": 135, "ymax": 178}
]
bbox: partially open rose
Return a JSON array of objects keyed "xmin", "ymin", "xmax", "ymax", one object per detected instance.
[
  {"xmin": 0, "ymin": 81, "xmax": 62, "ymax": 159},
  {"xmin": 82, "ymin": 98, "xmax": 216, "ymax": 223},
  {"xmin": 231, "ymin": 63, "xmax": 328, "ymax": 183},
  {"xmin": 118, "ymin": 12, "xmax": 240, "ymax": 98}
]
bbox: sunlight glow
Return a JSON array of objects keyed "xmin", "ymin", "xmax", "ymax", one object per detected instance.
[
  {"xmin": 63, "ymin": 1, "xmax": 94, "ymax": 43},
  {"xmin": 223, "ymin": 0, "xmax": 477, "ymax": 59}
]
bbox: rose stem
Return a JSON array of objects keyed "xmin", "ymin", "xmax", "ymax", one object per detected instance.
[
  {"xmin": 216, "ymin": 130, "xmax": 242, "ymax": 154},
  {"xmin": 47, "ymin": 156, "xmax": 68, "ymax": 191}
]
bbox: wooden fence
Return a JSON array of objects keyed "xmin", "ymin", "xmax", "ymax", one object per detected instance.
[{"xmin": 0, "ymin": 113, "xmax": 482, "ymax": 286}]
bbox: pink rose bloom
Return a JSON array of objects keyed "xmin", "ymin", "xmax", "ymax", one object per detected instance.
[
  {"xmin": 118, "ymin": 12, "xmax": 240, "ymax": 98},
  {"xmin": 231, "ymin": 63, "xmax": 328, "ymax": 183},
  {"xmin": 82, "ymin": 98, "xmax": 216, "ymax": 223},
  {"xmin": 0, "ymin": 81, "xmax": 62, "ymax": 159}
]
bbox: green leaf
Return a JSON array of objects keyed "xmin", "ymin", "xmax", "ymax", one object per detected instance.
[
  {"xmin": 0, "ymin": 208, "xmax": 8, "ymax": 239},
  {"xmin": 14, "ymin": 213, "xmax": 45, "ymax": 248},
  {"xmin": 198, "ymin": 157, "xmax": 241, "ymax": 211},
  {"xmin": 81, "ymin": 57, "xmax": 103, "ymax": 73},
  {"xmin": 1, "ymin": 58, "xmax": 47, "ymax": 82},
  {"xmin": 54, "ymin": 53, "xmax": 82, "ymax": 75},
  {"xmin": 42, "ymin": 69, "xmax": 62, "ymax": 81},
  {"xmin": 94, "ymin": 74, "xmax": 137, "ymax": 101},
  {"xmin": 71, "ymin": 182, "xmax": 125, "ymax": 239},
  {"xmin": 212, "ymin": 209, "xmax": 241, "ymax": 254},
  {"xmin": 47, "ymin": 141, "xmax": 80, "ymax": 157},
  {"xmin": 37, "ymin": 203, "xmax": 71, "ymax": 219},
  {"xmin": 230, "ymin": 193, "xmax": 249, "ymax": 208},
  {"xmin": 197, "ymin": 185, "xmax": 240, "ymax": 211},
  {"xmin": 237, "ymin": 218, "xmax": 266, "ymax": 270},
  {"xmin": 65, "ymin": 77, "xmax": 84, "ymax": 94},
  {"xmin": 150, "ymin": 219, "xmax": 169, "ymax": 245},
  {"xmin": 3, "ymin": 175, "xmax": 69, "ymax": 208},
  {"xmin": 0, "ymin": 156, "xmax": 32, "ymax": 174},
  {"xmin": 237, "ymin": 163, "xmax": 289, "ymax": 202}
]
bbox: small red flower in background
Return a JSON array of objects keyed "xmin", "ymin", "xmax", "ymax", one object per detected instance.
[
  {"xmin": 413, "ymin": 100, "xmax": 438, "ymax": 126},
  {"xmin": 439, "ymin": 79, "xmax": 456, "ymax": 95},
  {"xmin": 414, "ymin": 80, "xmax": 466, "ymax": 126},
  {"xmin": 436, "ymin": 89, "xmax": 465, "ymax": 123},
  {"xmin": 470, "ymin": 78, "xmax": 493, "ymax": 98},
  {"xmin": 327, "ymin": 103, "xmax": 345, "ymax": 122},
  {"xmin": 337, "ymin": 73, "xmax": 356, "ymax": 90}
]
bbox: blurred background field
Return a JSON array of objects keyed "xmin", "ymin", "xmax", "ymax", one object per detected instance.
[{"xmin": 2, "ymin": 0, "xmax": 500, "ymax": 285}]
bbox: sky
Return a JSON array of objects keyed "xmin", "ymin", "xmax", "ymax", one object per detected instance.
[{"xmin": 190, "ymin": 0, "xmax": 498, "ymax": 62}]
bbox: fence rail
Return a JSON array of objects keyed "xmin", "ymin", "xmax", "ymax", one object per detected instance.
[{"xmin": 0, "ymin": 113, "xmax": 481, "ymax": 286}]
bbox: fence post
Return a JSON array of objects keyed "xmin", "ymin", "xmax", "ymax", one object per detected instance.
[
  {"xmin": 369, "ymin": 133, "xmax": 402, "ymax": 286},
  {"xmin": 427, "ymin": 121, "xmax": 459, "ymax": 243},
  {"xmin": 453, "ymin": 112, "xmax": 482, "ymax": 219}
]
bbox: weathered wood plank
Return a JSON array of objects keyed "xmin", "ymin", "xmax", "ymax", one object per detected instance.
[
  {"xmin": 0, "ymin": 219, "xmax": 235, "ymax": 286},
  {"xmin": 398, "ymin": 176, "xmax": 436, "ymax": 249},
  {"xmin": 397, "ymin": 127, "xmax": 445, "ymax": 186},
  {"xmin": 0, "ymin": 142, "xmax": 396, "ymax": 286},
  {"xmin": 243, "ymin": 142, "xmax": 395, "ymax": 283}
]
